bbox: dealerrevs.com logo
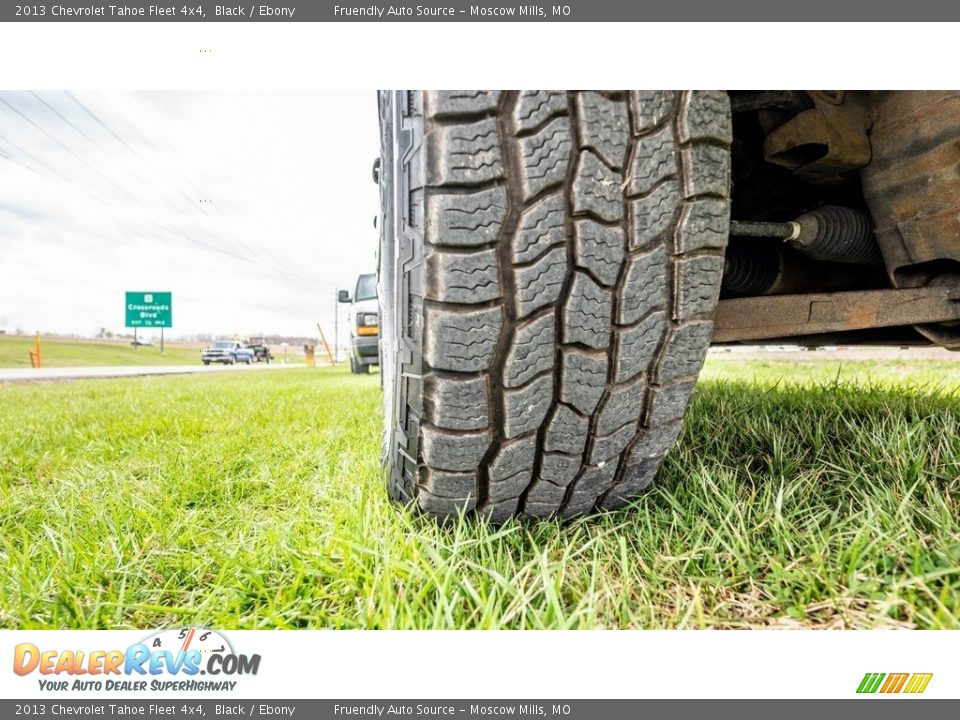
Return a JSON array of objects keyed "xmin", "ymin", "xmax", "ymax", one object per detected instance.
[
  {"xmin": 857, "ymin": 673, "xmax": 933, "ymax": 695},
  {"xmin": 13, "ymin": 627, "xmax": 261, "ymax": 693}
]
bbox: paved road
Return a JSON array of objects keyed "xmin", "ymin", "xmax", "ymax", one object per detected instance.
[{"xmin": 0, "ymin": 363, "xmax": 295, "ymax": 383}]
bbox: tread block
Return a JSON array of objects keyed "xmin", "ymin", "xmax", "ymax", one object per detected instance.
[
  {"xmin": 681, "ymin": 144, "xmax": 730, "ymax": 199},
  {"xmin": 513, "ymin": 246, "xmax": 567, "ymax": 319},
  {"xmin": 489, "ymin": 470, "xmax": 531, "ymax": 503},
  {"xmin": 646, "ymin": 380, "xmax": 696, "ymax": 426},
  {"xmin": 573, "ymin": 219, "xmax": 625, "ymax": 287},
  {"xmin": 572, "ymin": 150, "xmax": 624, "ymax": 222},
  {"xmin": 514, "ymin": 91, "xmax": 568, "ymax": 133},
  {"xmin": 625, "ymin": 126, "xmax": 676, "ymax": 198},
  {"xmin": 598, "ymin": 457, "xmax": 658, "ymax": 510},
  {"xmin": 674, "ymin": 198, "xmax": 729, "ymax": 253},
  {"xmin": 523, "ymin": 502, "xmax": 559, "ymax": 518},
  {"xmin": 562, "ymin": 271, "xmax": 612, "ymax": 349},
  {"xmin": 424, "ymin": 375, "xmax": 489, "ymax": 431},
  {"xmin": 654, "ymin": 321, "xmax": 714, "ymax": 384},
  {"xmin": 478, "ymin": 497, "xmax": 520, "ymax": 523},
  {"xmin": 420, "ymin": 468, "xmax": 478, "ymax": 499},
  {"xmin": 426, "ymin": 118, "xmax": 503, "ymax": 187},
  {"xmin": 630, "ymin": 91, "xmax": 676, "ymax": 135},
  {"xmin": 573, "ymin": 460, "xmax": 619, "ymax": 495},
  {"xmin": 421, "ymin": 425, "xmax": 491, "ymax": 473},
  {"xmin": 488, "ymin": 435, "xmax": 537, "ymax": 482},
  {"xmin": 539, "ymin": 452, "xmax": 582, "ymax": 487},
  {"xmin": 559, "ymin": 348, "xmax": 607, "ymax": 415},
  {"xmin": 525, "ymin": 479, "xmax": 567, "ymax": 506},
  {"xmin": 561, "ymin": 460, "xmax": 620, "ymax": 517},
  {"xmin": 674, "ymin": 255, "xmax": 724, "ymax": 321},
  {"xmin": 613, "ymin": 311, "xmax": 666, "ymax": 383},
  {"xmin": 424, "ymin": 305, "xmax": 502, "ymax": 372},
  {"xmin": 558, "ymin": 495, "xmax": 597, "ymax": 518},
  {"xmin": 418, "ymin": 489, "xmax": 477, "ymax": 516},
  {"xmin": 630, "ymin": 421, "xmax": 683, "ymax": 460},
  {"xmin": 512, "ymin": 193, "xmax": 566, "ymax": 264},
  {"xmin": 425, "ymin": 248, "xmax": 500, "ymax": 304},
  {"xmin": 595, "ymin": 379, "xmax": 646, "ymax": 436},
  {"xmin": 544, "ymin": 403, "xmax": 589, "ymax": 454},
  {"xmin": 427, "ymin": 90, "xmax": 502, "ymax": 119},
  {"xmin": 678, "ymin": 91, "xmax": 732, "ymax": 145},
  {"xmin": 589, "ymin": 423, "xmax": 636, "ymax": 464},
  {"xmin": 630, "ymin": 180, "xmax": 680, "ymax": 250},
  {"xmin": 518, "ymin": 117, "xmax": 573, "ymax": 200},
  {"xmin": 502, "ymin": 312, "xmax": 556, "ymax": 388},
  {"xmin": 617, "ymin": 244, "xmax": 668, "ymax": 325},
  {"xmin": 576, "ymin": 92, "xmax": 630, "ymax": 170},
  {"xmin": 427, "ymin": 186, "xmax": 508, "ymax": 247},
  {"xmin": 503, "ymin": 374, "xmax": 552, "ymax": 439}
]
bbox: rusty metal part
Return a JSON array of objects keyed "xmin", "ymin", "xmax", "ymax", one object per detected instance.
[
  {"xmin": 713, "ymin": 286, "xmax": 960, "ymax": 342},
  {"xmin": 859, "ymin": 91, "xmax": 960, "ymax": 346},
  {"xmin": 713, "ymin": 327, "xmax": 932, "ymax": 348},
  {"xmin": 763, "ymin": 91, "xmax": 872, "ymax": 184},
  {"xmin": 861, "ymin": 91, "xmax": 960, "ymax": 275}
]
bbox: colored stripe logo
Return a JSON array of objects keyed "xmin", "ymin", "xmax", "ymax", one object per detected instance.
[{"xmin": 857, "ymin": 673, "xmax": 933, "ymax": 694}]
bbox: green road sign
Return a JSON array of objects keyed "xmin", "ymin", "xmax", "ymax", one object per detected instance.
[{"xmin": 125, "ymin": 291, "xmax": 172, "ymax": 328}]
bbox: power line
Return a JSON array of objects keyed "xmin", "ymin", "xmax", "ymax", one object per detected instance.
[
  {"xmin": 62, "ymin": 91, "xmax": 321, "ymax": 290},
  {"xmin": 1, "ymin": 93, "xmax": 321, "ymax": 297},
  {"xmin": 0, "ymin": 124, "xmax": 319, "ymax": 302}
]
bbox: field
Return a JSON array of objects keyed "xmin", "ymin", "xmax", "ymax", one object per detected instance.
[
  {"xmin": 1, "ymin": 354, "xmax": 959, "ymax": 629},
  {"xmin": 0, "ymin": 335, "xmax": 201, "ymax": 367}
]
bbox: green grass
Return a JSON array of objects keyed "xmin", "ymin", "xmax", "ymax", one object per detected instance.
[
  {"xmin": 1, "ymin": 357, "xmax": 959, "ymax": 629},
  {"xmin": 0, "ymin": 336, "xmax": 201, "ymax": 368}
]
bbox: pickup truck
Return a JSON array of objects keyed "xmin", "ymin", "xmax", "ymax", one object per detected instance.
[{"xmin": 201, "ymin": 341, "xmax": 255, "ymax": 365}]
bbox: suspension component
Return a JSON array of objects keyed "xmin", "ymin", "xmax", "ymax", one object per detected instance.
[
  {"xmin": 722, "ymin": 241, "xmax": 782, "ymax": 296},
  {"xmin": 791, "ymin": 205, "xmax": 881, "ymax": 265},
  {"xmin": 730, "ymin": 206, "xmax": 881, "ymax": 265},
  {"xmin": 729, "ymin": 219, "xmax": 799, "ymax": 240}
]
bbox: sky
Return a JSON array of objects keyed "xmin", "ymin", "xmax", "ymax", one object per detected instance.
[{"xmin": 0, "ymin": 91, "xmax": 380, "ymax": 339}]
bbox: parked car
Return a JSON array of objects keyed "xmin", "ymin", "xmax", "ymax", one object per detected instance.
[
  {"xmin": 201, "ymin": 341, "xmax": 255, "ymax": 365},
  {"xmin": 338, "ymin": 273, "xmax": 379, "ymax": 374},
  {"xmin": 375, "ymin": 90, "xmax": 960, "ymax": 522}
]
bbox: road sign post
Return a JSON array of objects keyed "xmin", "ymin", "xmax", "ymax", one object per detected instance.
[{"xmin": 125, "ymin": 293, "xmax": 172, "ymax": 348}]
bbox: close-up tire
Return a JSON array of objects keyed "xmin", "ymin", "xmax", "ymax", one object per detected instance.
[{"xmin": 378, "ymin": 91, "xmax": 732, "ymax": 521}]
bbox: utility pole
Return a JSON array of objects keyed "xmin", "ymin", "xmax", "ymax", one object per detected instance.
[{"xmin": 333, "ymin": 289, "xmax": 339, "ymax": 364}]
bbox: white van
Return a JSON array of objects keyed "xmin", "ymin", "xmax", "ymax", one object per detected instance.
[{"xmin": 338, "ymin": 273, "xmax": 379, "ymax": 374}]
